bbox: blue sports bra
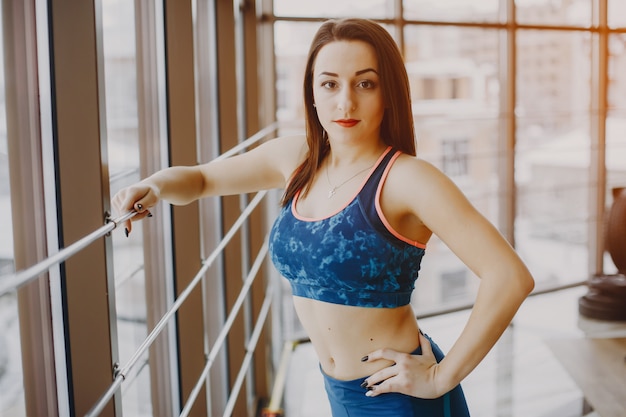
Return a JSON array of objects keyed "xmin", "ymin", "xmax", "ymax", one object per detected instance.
[{"xmin": 268, "ymin": 147, "xmax": 426, "ymax": 308}]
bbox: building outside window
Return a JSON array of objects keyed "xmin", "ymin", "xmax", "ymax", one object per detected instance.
[{"xmin": 442, "ymin": 138, "xmax": 470, "ymax": 178}]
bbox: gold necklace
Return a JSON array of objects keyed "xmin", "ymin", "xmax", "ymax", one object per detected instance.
[{"xmin": 325, "ymin": 163, "xmax": 373, "ymax": 198}]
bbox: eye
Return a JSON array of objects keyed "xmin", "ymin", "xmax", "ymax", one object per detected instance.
[
  {"xmin": 321, "ymin": 80, "xmax": 338, "ymax": 89},
  {"xmin": 357, "ymin": 80, "xmax": 376, "ymax": 89}
]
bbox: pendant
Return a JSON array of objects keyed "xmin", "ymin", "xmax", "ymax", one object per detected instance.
[{"xmin": 328, "ymin": 187, "xmax": 337, "ymax": 198}]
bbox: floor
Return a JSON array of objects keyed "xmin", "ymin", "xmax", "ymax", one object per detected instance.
[
  {"xmin": 282, "ymin": 286, "xmax": 626, "ymax": 417},
  {"xmin": 2, "ymin": 286, "xmax": 623, "ymax": 417}
]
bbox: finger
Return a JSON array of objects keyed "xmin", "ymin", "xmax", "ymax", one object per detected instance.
[
  {"xmin": 111, "ymin": 191, "xmax": 127, "ymax": 218},
  {"xmin": 362, "ymin": 364, "xmax": 399, "ymax": 388},
  {"xmin": 361, "ymin": 347, "xmax": 404, "ymax": 364},
  {"xmin": 131, "ymin": 198, "xmax": 156, "ymax": 220},
  {"xmin": 124, "ymin": 210, "xmax": 153, "ymax": 237},
  {"xmin": 114, "ymin": 191, "xmax": 136, "ymax": 235},
  {"xmin": 111, "ymin": 191, "xmax": 132, "ymax": 235},
  {"xmin": 365, "ymin": 374, "xmax": 405, "ymax": 397},
  {"xmin": 117, "ymin": 187, "xmax": 148, "ymax": 215},
  {"xmin": 418, "ymin": 331, "xmax": 435, "ymax": 359}
]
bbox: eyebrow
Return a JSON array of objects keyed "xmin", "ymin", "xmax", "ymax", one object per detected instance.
[{"xmin": 318, "ymin": 68, "xmax": 379, "ymax": 77}]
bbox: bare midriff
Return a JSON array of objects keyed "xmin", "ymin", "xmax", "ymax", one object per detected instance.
[{"xmin": 293, "ymin": 296, "xmax": 421, "ymax": 381}]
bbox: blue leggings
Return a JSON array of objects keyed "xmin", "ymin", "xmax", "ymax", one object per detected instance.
[{"xmin": 321, "ymin": 333, "xmax": 470, "ymax": 417}]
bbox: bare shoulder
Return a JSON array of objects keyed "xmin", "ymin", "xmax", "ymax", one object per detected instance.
[
  {"xmin": 257, "ymin": 134, "xmax": 308, "ymax": 176},
  {"xmin": 385, "ymin": 153, "xmax": 452, "ymax": 194},
  {"xmin": 386, "ymin": 152, "xmax": 533, "ymax": 289},
  {"xmin": 384, "ymin": 153, "xmax": 474, "ymax": 220}
]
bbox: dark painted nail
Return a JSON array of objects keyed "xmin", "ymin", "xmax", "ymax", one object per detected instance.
[
  {"xmin": 360, "ymin": 355, "xmax": 368, "ymax": 362},
  {"xmin": 360, "ymin": 380, "xmax": 368, "ymax": 389},
  {"xmin": 125, "ymin": 228, "xmax": 129, "ymax": 237},
  {"xmin": 367, "ymin": 386, "xmax": 375, "ymax": 391},
  {"xmin": 147, "ymin": 212, "xmax": 153, "ymax": 218}
]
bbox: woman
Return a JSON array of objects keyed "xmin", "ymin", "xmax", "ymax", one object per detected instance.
[{"xmin": 113, "ymin": 18, "xmax": 534, "ymax": 417}]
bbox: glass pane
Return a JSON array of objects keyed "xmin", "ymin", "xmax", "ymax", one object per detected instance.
[
  {"xmin": 515, "ymin": 30, "xmax": 591, "ymax": 288},
  {"xmin": 609, "ymin": 0, "xmax": 626, "ymax": 28},
  {"xmin": 121, "ymin": 359, "xmax": 152, "ymax": 416},
  {"xmin": 606, "ymin": 33, "xmax": 626, "ymax": 273},
  {"xmin": 516, "ymin": 0, "xmax": 591, "ymax": 27},
  {"xmin": 273, "ymin": 0, "xmax": 394, "ymax": 19},
  {"xmin": 404, "ymin": 25, "xmax": 501, "ymax": 311},
  {"xmin": 0, "ymin": 5, "xmax": 26, "ymax": 415},
  {"xmin": 404, "ymin": 0, "xmax": 499, "ymax": 23},
  {"xmin": 102, "ymin": 0, "xmax": 151, "ymax": 415},
  {"xmin": 275, "ymin": 21, "xmax": 321, "ymax": 135},
  {"xmin": 608, "ymin": 34, "xmax": 626, "ymax": 114}
]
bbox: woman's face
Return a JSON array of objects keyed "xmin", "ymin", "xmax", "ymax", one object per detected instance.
[{"xmin": 312, "ymin": 40, "xmax": 385, "ymax": 146}]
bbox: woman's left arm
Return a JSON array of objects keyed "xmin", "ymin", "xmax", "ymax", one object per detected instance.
[{"xmin": 364, "ymin": 156, "xmax": 534, "ymax": 398}]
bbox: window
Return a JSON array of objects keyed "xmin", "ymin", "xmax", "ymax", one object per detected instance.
[
  {"xmin": 606, "ymin": 33, "xmax": 626, "ymax": 273},
  {"xmin": 442, "ymin": 138, "xmax": 470, "ymax": 177},
  {"xmin": 441, "ymin": 269, "xmax": 469, "ymax": 302},
  {"xmin": 274, "ymin": 0, "xmax": 394, "ymax": 19},
  {"xmin": 609, "ymin": 0, "xmax": 626, "ymax": 28},
  {"xmin": 102, "ymin": 0, "xmax": 151, "ymax": 414},
  {"xmin": 404, "ymin": 0, "xmax": 499, "ymax": 23},
  {"xmin": 515, "ymin": 29, "xmax": 591, "ymax": 286},
  {"xmin": 515, "ymin": 0, "xmax": 591, "ymax": 27},
  {"xmin": 273, "ymin": 21, "xmax": 320, "ymax": 135},
  {"xmin": 0, "ymin": 5, "xmax": 25, "ymax": 415}
]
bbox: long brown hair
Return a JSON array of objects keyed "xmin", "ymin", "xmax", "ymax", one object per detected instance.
[{"xmin": 281, "ymin": 18, "xmax": 416, "ymax": 206}]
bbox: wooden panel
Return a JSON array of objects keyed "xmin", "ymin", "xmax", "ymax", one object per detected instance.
[
  {"xmin": 163, "ymin": 0, "xmax": 206, "ymax": 415},
  {"xmin": 3, "ymin": 0, "xmax": 59, "ymax": 414},
  {"xmin": 49, "ymin": 0, "xmax": 119, "ymax": 414}
]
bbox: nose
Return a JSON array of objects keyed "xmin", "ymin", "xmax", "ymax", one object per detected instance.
[{"xmin": 337, "ymin": 86, "xmax": 355, "ymax": 113}]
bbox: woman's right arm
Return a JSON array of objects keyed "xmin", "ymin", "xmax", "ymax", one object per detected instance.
[{"xmin": 112, "ymin": 134, "xmax": 306, "ymax": 232}]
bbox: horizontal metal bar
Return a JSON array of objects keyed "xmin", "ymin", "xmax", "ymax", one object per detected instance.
[
  {"xmin": 221, "ymin": 282, "xmax": 274, "ymax": 417},
  {"xmin": 179, "ymin": 240, "xmax": 270, "ymax": 417},
  {"xmin": 414, "ymin": 280, "xmax": 588, "ymax": 319},
  {"xmin": 114, "ymin": 264, "xmax": 145, "ymax": 290},
  {"xmin": 109, "ymin": 167, "xmax": 140, "ymax": 185},
  {"xmin": 0, "ymin": 123, "xmax": 279, "ymax": 298},
  {"xmin": 0, "ymin": 210, "xmax": 137, "ymax": 296},
  {"xmin": 205, "ymin": 241, "xmax": 268, "ymax": 371},
  {"xmin": 85, "ymin": 370, "xmax": 124, "ymax": 417},
  {"xmin": 86, "ymin": 190, "xmax": 268, "ymax": 417},
  {"xmin": 264, "ymin": 340, "xmax": 301, "ymax": 413},
  {"xmin": 120, "ymin": 356, "xmax": 149, "ymax": 396},
  {"xmin": 215, "ymin": 122, "xmax": 278, "ymax": 161}
]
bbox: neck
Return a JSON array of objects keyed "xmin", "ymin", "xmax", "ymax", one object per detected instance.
[{"xmin": 326, "ymin": 141, "xmax": 387, "ymax": 168}]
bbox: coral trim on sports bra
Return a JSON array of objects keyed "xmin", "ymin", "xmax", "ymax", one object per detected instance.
[{"xmin": 268, "ymin": 147, "xmax": 426, "ymax": 308}]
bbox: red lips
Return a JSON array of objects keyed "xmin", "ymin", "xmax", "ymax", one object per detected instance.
[{"xmin": 334, "ymin": 119, "xmax": 359, "ymax": 128}]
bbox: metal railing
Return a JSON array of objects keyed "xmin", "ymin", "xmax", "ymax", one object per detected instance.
[
  {"xmin": 0, "ymin": 122, "xmax": 280, "ymax": 416},
  {"xmin": 0, "ymin": 210, "xmax": 137, "ymax": 296},
  {"xmin": 87, "ymin": 189, "xmax": 269, "ymax": 416},
  {"xmin": 0, "ymin": 122, "xmax": 277, "ymax": 297}
]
